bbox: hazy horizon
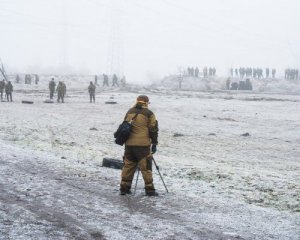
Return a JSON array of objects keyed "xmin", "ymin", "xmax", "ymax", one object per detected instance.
[{"xmin": 0, "ymin": 0, "xmax": 299, "ymax": 82}]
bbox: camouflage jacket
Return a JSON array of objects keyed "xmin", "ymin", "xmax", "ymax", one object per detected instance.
[
  {"xmin": 124, "ymin": 104, "xmax": 158, "ymax": 146},
  {"xmin": 5, "ymin": 83, "xmax": 13, "ymax": 93}
]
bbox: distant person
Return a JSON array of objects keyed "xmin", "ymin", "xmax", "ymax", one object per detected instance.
[
  {"xmin": 195, "ymin": 67, "xmax": 199, "ymax": 77},
  {"xmin": 56, "ymin": 81, "xmax": 66, "ymax": 103},
  {"xmin": 25, "ymin": 74, "xmax": 32, "ymax": 84},
  {"xmin": 35, "ymin": 74, "xmax": 39, "ymax": 84},
  {"xmin": 0, "ymin": 79, "xmax": 5, "ymax": 100},
  {"xmin": 208, "ymin": 67, "xmax": 212, "ymax": 76},
  {"xmin": 94, "ymin": 75, "xmax": 98, "ymax": 85},
  {"xmin": 265, "ymin": 68, "xmax": 270, "ymax": 78},
  {"xmin": 15, "ymin": 74, "xmax": 20, "ymax": 83},
  {"xmin": 253, "ymin": 68, "xmax": 257, "ymax": 78},
  {"xmin": 62, "ymin": 81, "xmax": 66, "ymax": 97},
  {"xmin": 212, "ymin": 67, "xmax": 216, "ymax": 76},
  {"xmin": 187, "ymin": 67, "xmax": 191, "ymax": 76},
  {"xmin": 203, "ymin": 67, "xmax": 208, "ymax": 77},
  {"xmin": 271, "ymin": 68, "xmax": 276, "ymax": 78},
  {"xmin": 5, "ymin": 81, "xmax": 13, "ymax": 102},
  {"xmin": 88, "ymin": 81, "xmax": 96, "ymax": 103},
  {"xmin": 235, "ymin": 68, "xmax": 238, "ymax": 77},
  {"xmin": 285, "ymin": 69, "xmax": 288, "ymax": 79},
  {"xmin": 49, "ymin": 78, "xmax": 56, "ymax": 99},
  {"xmin": 112, "ymin": 74, "xmax": 119, "ymax": 87},
  {"xmin": 103, "ymin": 74, "xmax": 109, "ymax": 87}
]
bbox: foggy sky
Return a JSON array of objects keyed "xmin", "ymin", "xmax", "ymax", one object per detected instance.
[{"xmin": 0, "ymin": 0, "xmax": 299, "ymax": 82}]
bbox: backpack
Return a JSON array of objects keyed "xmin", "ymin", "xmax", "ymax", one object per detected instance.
[{"xmin": 114, "ymin": 111, "xmax": 140, "ymax": 146}]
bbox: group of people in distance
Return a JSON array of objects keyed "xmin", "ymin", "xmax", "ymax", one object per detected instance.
[
  {"xmin": 95, "ymin": 74, "xmax": 126, "ymax": 88},
  {"xmin": 49, "ymin": 78, "xmax": 96, "ymax": 103},
  {"xmin": 284, "ymin": 69, "xmax": 299, "ymax": 80},
  {"xmin": 48, "ymin": 78, "xmax": 67, "ymax": 103},
  {"xmin": 1, "ymin": 73, "xmax": 127, "ymax": 104},
  {"xmin": 186, "ymin": 66, "xmax": 217, "ymax": 78},
  {"xmin": 230, "ymin": 67, "xmax": 276, "ymax": 79}
]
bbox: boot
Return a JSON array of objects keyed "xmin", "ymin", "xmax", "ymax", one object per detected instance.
[
  {"xmin": 145, "ymin": 190, "xmax": 159, "ymax": 197},
  {"xmin": 120, "ymin": 187, "xmax": 132, "ymax": 195}
]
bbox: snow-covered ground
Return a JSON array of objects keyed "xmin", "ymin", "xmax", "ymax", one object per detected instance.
[{"xmin": 0, "ymin": 77, "xmax": 299, "ymax": 239}]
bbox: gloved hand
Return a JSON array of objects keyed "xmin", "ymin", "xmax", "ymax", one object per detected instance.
[{"xmin": 151, "ymin": 144, "xmax": 157, "ymax": 154}]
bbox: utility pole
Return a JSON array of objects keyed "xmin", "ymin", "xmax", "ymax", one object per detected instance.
[
  {"xmin": 107, "ymin": 0, "xmax": 124, "ymax": 77},
  {"xmin": 60, "ymin": 0, "xmax": 69, "ymax": 73}
]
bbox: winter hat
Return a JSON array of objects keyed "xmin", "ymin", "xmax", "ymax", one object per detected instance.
[{"xmin": 136, "ymin": 95, "xmax": 149, "ymax": 104}]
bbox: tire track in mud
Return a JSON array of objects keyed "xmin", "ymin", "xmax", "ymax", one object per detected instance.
[
  {"xmin": 0, "ymin": 187, "xmax": 105, "ymax": 240},
  {"xmin": 0, "ymin": 157, "xmax": 107, "ymax": 240},
  {"xmin": 0, "ymin": 153, "xmax": 239, "ymax": 240}
]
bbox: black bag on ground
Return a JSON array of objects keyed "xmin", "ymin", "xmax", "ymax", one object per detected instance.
[{"xmin": 114, "ymin": 111, "xmax": 140, "ymax": 146}]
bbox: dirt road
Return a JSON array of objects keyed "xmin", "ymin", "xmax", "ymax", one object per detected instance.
[{"xmin": 0, "ymin": 142, "xmax": 241, "ymax": 240}]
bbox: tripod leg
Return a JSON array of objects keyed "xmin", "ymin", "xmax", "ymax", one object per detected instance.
[
  {"xmin": 152, "ymin": 157, "xmax": 169, "ymax": 193},
  {"xmin": 133, "ymin": 168, "xmax": 140, "ymax": 195}
]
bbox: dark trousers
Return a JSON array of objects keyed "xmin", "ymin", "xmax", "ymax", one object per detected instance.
[
  {"xmin": 89, "ymin": 93, "xmax": 95, "ymax": 102},
  {"xmin": 50, "ymin": 90, "xmax": 54, "ymax": 99},
  {"xmin": 57, "ymin": 94, "xmax": 64, "ymax": 103},
  {"xmin": 0, "ymin": 89, "xmax": 3, "ymax": 100},
  {"xmin": 6, "ymin": 92, "xmax": 12, "ymax": 102},
  {"xmin": 120, "ymin": 146, "xmax": 155, "ymax": 192}
]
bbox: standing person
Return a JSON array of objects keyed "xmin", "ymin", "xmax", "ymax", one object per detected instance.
[
  {"xmin": 103, "ymin": 74, "xmax": 109, "ymax": 87},
  {"xmin": 187, "ymin": 67, "xmax": 191, "ymax": 76},
  {"xmin": 203, "ymin": 67, "xmax": 208, "ymax": 78},
  {"xmin": 0, "ymin": 79, "xmax": 5, "ymax": 100},
  {"xmin": 88, "ymin": 81, "xmax": 96, "ymax": 103},
  {"xmin": 272, "ymin": 68, "xmax": 276, "ymax": 78},
  {"xmin": 94, "ymin": 75, "xmax": 98, "ymax": 85},
  {"xmin": 213, "ymin": 67, "xmax": 216, "ymax": 76},
  {"xmin": 235, "ymin": 68, "xmax": 238, "ymax": 77},
  {"xmin": 5, "ymin": 81, "xmax": 13, "ymax": 102},
  {"xmin": 208, "ymin": 67, "xmax": 212, "ymax": 76},
  {"xmin": 119, "ymin": 95, "xmax": 159, "ymax": 196},
  {"xmin": 195, "ymin": 67, "xmax": 199, "ymax": 77},
  {"xmin": 25, "ymin": 74, "xmax": 28, "ymax": 84},
  {"xmin": 15, "ymin": 74, "xmax": 20, "ymax": 83},
  {"xmin": 266, "ymin": 68, "xmax": 270, "ymax": 78},
  {"xmin": 112, "ymin": 74, "xmax": 119, "ymax": 87},
  {"xmin": 49, "ymin": 78, "xmax": 56, "ymax": 99},
  {"xmin": 35, "ymin": 74, "xmax": 39, "ymax": 84},
  {"xmin": 56, "ymin": 81, "xmax": 66, "ymax": 103},
  {"xmin": 62, "ymin": 81, "xmax": 67, "ymax": 99},
  {"xmin": 26, "ymin": 74, "xmax": 32, "ymax": 84}
]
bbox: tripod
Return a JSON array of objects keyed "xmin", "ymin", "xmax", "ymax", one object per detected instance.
[{"xmin": 133, "ymin": 156, "xmax": 169, "ymax": 194}]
